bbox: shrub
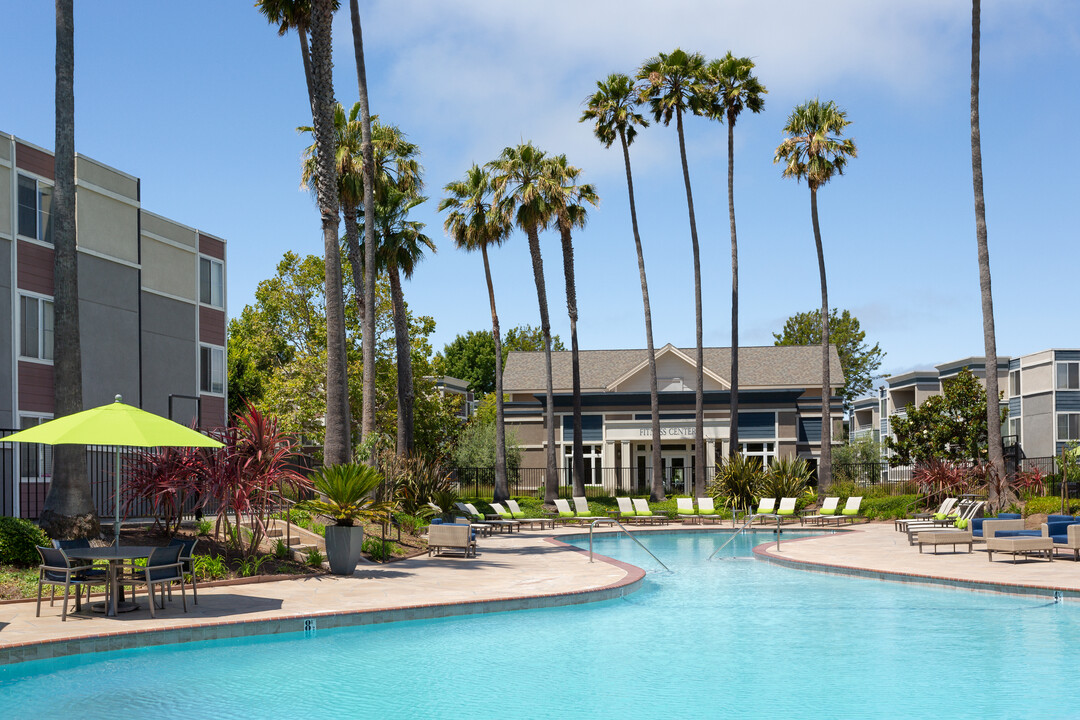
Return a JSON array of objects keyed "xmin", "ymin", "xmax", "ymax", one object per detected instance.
[
  {"xmin": 0, "ymin": 517, "xmax": 49, "ymax": 567},
  {"xmin": 363, "ymin": 537, "xmax": 395, "ymax": 562},
  {"xmin": 709, "ymin": 454, "xmax": 764, "ymax": 515},
  {"xmin": 306, "ymin": 548, "xmax": 325, "ymax": 568},
  {"xmin": 861, "ymin": 495, "xmax": 920, "ymax": 521},
  {"xmin": 274, "ymin": 539, "xmax": 290, "ymax": 559},
  {"xmin": 1023, "ymin": 497, "xmax": 1080, "ymax": 517},
  {"xmin": 196, "ymin": 519, "xmax": 213, "ymax": 536},
  {"xmin": 760, "ymin": 457, "xmax": 813, "ymax": 507},
  {"xmin": 193, "ymin": 553, "xmax": 229, "ymax": 580}
]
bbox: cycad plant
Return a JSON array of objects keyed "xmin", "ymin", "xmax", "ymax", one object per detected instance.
[
  {"xmin": 708, "ymin": 453, "xmax": 764, "ymax": 517},
  {"xmin": 299, "ymin": 463, "xmax": 393, "ymax": 526}
]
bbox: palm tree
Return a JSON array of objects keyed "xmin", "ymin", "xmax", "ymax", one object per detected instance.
[
  {"xmin": 638, "ymin": 48, "xmax": 708, "ymax": 497},
  {"xmin": 362, "ymin": 188, "xmax": 435, "ymax": 455},
  {"xmin": 546, "ymin": 154, "xmax": 598, "ymax": 498},
  {"xmin": 774, "ymin": 99, "xmax": 857, "ymax": 489},
  {"xmin": 440, "ymin": 165, "xmax": 513, "ymax": 502},
  {"xmin": 970, "ymin": 0, "xmax": 1007, "ymax": 508},
  {"xmin": 703, "ymin": 53, "xmax": 766, "ymax": 462},
  {"xmin": 581, "ymin": 74, "xmax": 664, "ymax": 501},
  {"xmin": 305, "ymin": 0, "xmax": 350, "ymax": 465},
  {"xmin": 255, "ymin": 0, "xmax": 339, "ymax": 111},
  {"xmin": 345, "ymin": 0, "xmax": 378, "ymax": 449},
  {"xmin": 40, "ymin": 0, "xmax": 96, "ymax": 539},
  {"xmin": 488, "ymin": 143, "xmax": 560, "ymax": 503}
]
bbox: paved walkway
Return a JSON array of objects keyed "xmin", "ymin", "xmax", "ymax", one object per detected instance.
[{"xmin": 4, "ymin": 521, "xmax": 1079, "ymax": 664}]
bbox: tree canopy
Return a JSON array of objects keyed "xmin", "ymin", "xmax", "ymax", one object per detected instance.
[
  {"xmin": 227, "ymin": 251, "xmax": 461, "ymax": 461},
  {"xmin": 439, "ymin": 325, "xmax": 565, "ymax": 395},
  {"xmin": 886, "ymin": 367, "xmax": 1006, "ymax": 466},
  {"xmin": 773, "ymin": 308, "xmax": 884, "ymax": 403}
]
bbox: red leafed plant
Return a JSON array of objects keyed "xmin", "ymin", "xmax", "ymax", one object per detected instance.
[
  {"xmin": 1012, "ymin": 466, "xmax": 1045, "ymax": 498},
  {"xmin": 912, "ymin": 459, "xmax": 972, "ymax": 506},
  {"xmin": 196, "ymin": 402, "xmax": 312, "ymax": 555},
  {"xmin": 123, "ymin": 445, "xmax": 202, "ymax": 535}
]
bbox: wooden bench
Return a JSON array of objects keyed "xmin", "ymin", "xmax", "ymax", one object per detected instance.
[
  {"xmin": 985, "ymin": 536, "xmax": 1053, "ymax": 563},
  {"xmin": 427, "ymin": 524, "xmax": 475, "ymax": 558},
  {"xmin": 917, "ymin": 530, "xmax": 973, "ymax": 554}
]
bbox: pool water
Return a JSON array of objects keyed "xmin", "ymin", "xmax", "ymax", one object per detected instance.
[{"xmin": 2, "ymin": 531, "xmax": 1078, "ymax": 719}]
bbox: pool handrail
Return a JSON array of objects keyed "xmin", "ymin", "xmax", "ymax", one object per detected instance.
[
  {"xmin": 708, "ymin": 513, "xmax": 783, "ymax": 560},
  {"xmin": 588, "ymin": 517, "xmax": 670, "ymax": 572}
]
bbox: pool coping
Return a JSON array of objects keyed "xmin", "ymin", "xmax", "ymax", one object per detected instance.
[
  {"xmin": 753, "ymin": 529, "xmax": 1080, "ymax": 601},
  {"xmin": 0, "ymin": 537, "xmax": 644, "ymax": 666}
]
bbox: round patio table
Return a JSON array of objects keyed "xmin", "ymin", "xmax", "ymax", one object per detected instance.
[{"xmin": 65, "ymin": 546, "xmax": 160, "ymax": 617}]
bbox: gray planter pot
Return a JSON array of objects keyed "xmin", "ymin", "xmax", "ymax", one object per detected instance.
[{"xmin": 324, "ymin": 524, "xmax": 364, "ymax": 575}]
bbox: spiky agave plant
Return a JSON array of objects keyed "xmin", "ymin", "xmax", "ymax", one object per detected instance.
[
  {"xmin": 760, "ymin": 457, "xmax": 813, "ymax": 503},
  {"xmin": 708, "ymin": 453, "xmax": 763, "ymax": 517}
]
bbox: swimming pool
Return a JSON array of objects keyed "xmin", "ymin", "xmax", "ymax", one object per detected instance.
[{"xmin": 2, "ymin": 530, "xmax": 1077, "ymax": 719}]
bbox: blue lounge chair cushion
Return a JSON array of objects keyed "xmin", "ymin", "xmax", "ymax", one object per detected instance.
[{"xmin": 994, "ymin": 529, "xmax": 1041, "ymax": 538}]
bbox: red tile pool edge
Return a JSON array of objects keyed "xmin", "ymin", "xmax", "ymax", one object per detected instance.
[
  {"xmin": 753, "ymin": 532, "xmax": 1080, "ymax": 601},
  {"xmin": 0, "ymin": 539, "xmax": 645, "ymax": 667}
]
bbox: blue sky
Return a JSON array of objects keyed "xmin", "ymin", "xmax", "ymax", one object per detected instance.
[{"xmin": 3, "ymin": 2, "xmax": 1078, "ymax": 383}]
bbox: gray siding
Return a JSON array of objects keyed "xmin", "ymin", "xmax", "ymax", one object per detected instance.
[
  {"xmin": 1021, "ymin": 393, "xmax": 1054, "ymax": 458},
  {"xmin": 1057, "ymin": 351, "xmax": 1080, "ymax": 362},
  {"xmin": 1056, "ymin": 392, "xmax": 1080, "ymax": 412},
  {"xmin": 739, "ymin": 412, "xmax": 775, "ymax": 439},
  {"xmin": 1010, "ymin": 358, "xmax": 1021, "ymax": 371},
  {"xmin": 798, "ymin": 417, "xmax": 822, "ymax": 443},
  {"xmin": 140, "ymin": 291, "xmax": 197, "ymax": 422},
  {"xmin": 1009, "ymin": 397, "xmax": 1021, "ymax": 416},
  {"xmin": 78, "ymin": 254, "xmax": 140, "ymax": 408}
]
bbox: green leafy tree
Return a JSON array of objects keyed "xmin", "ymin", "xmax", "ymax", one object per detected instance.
[
  {"xmin": 453, "ymin": 395, "xmax": 523, "ymax": 472},
  {"xmin": 887, "ymin": 368, "xmax": 1006, "ymax": 466},
  {"xmin": 638, "ymin": 48, "xmax": 708, "ymax": 499},
  {"xmin": 581, "ymin": 72, "xmax": 662, "ymax": 500},
  {"xmin": 773, "ymin": 309, "xmax": 884, "ymax": 403},
  {"xmin": 774, "ymin": 99, "xmax": 858, "ymax": 488},
  {"xmin": 440, "ymin": 327, "xmax": 566, "ymax": 396}
]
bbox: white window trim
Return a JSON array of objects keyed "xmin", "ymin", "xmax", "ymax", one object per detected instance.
[
  {"xmin": 1057, "ymin": 412, "xmax": 1080, "ymax": 444},
  {"xmin": 199, "ymin": 256, "xmax": 225, "ymax": 309},
  {"xmin": 17, "ymin": 413, "xmax": 54, "ymax": 482},
  {"xmin": 199, "ymin": 343, "xmax": 225, "ymax": 396},
  {"xmin": 16, "ymin": 172, "xmax": 54, "ymax": 245},
  {"xmin": 1056, "ymin": 361, "xmax": 1080, "ymax": 391},
  {"xmin": 17, "ymin": 292, "xmax": 54, "ymax": 364}
]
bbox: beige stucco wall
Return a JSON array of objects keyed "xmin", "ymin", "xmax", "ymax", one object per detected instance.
[
  {"xmin": 616, "ymin": 353, "xmax": 726, "ymax": 392},
  {"xmin": 1023, "ymin": 393, "xmax": 1054, "ymax": 457},
  {"xmin": 76, "ymin": 187, "xmax": 138, "ymax": 263},
  {"xmin": 1024, "ymin": 362, "xmax": 1053, "ymax": 395},
  {"xmin": 76, "ymin": 156, "xmax": 138, "ymax": 200},
  {"xmin": 141, "ymin": 235, "xmax": 197, "ymax": 301},
  {"xmin": 141, "ymin": 212, "xmax": 198, "ymax": 250},
  {"xmin": 0, "ymin": 137, "xmax": 11, "ymax": 163},
  {"xmin": 777, "ymin": 412, "xmax": 797, "ymax": 441}
]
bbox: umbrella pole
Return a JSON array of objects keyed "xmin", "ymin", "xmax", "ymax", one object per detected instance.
[{"xmin": 114, "ymin": 446, "xmax": 120, "ymax": 547}]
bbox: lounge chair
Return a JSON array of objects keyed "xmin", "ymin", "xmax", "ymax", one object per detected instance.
[
  {"xmin": 572, "ymin": 497, "xmax": 601, "ymax": 518},
  {"xmin": 1042, "ymin": 517, "xmax": 1080, "ymax": 559},
  {"xmin": 632, "ymin": 498, "xmax": 667, "ymax": 525},
  {"xmin": 752, "ymin": 498, "xmax": 776, "ymax": 524},
  {"xmin": 801, "ymin": 497, "xmax": 839, "ymax": 526},
  {"xmin": 616, "ymin": 496, "xmax": 637, "ymax": 521},
  {"xmin": 676, "ymin": 497, "xmax": 700, "ymax": 524},
  {"xmin": 895, "ymin": 498, "xmax": 959, "ymax": 532},
  {"xmin": 777, "ymin": 497, "xmax": 798, "ymax": 523},
  {"xmin": 506, "ymin": 500, "xmax": 527, "ymax": 519},
  {"xmin": 905, "ymin": 501, "xmax": 983, "ymax": 544},
  {"xmin": 696, "ymin": 497, "xmax": 722, "ymax": 524},
  {"xmin": 467, "ymin": 502, "xmax": 518, "ymax": 532},
  {"xmin": 553, "ymin": 498, "xmax": 578, "ymax": 523}
]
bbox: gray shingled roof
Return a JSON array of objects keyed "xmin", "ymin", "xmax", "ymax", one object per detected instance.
[{"xmin": 502, "ymin": 344, "xmax": 844, "ymax": 392}]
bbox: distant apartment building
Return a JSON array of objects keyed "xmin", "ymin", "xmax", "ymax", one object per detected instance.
[
  {"xmin": 0, "ymin": 131, "xmax": 227, "ymax": 431},
  {"xmin": 430, "ymin": 376, "xmax": 476, "ymax": 419},
  {"xmin": 853, "ymin": 350, "xmax": 1079, "ymax": 461}
]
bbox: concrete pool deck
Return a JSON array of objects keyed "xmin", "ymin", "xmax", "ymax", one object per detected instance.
[{"xmin": 3, "ymin": 521, "xmax": 1080, "ymax": 665}]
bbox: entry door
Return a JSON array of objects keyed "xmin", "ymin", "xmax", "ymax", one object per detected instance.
[{"xmin": 669, "ymin": 456, "xmax": 687, "ymax": 493}]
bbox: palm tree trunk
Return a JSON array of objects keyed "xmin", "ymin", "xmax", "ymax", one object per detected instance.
[
  {"xmin": 348, "ymin": 0, "xmax": 378, "ymax": 450},
  {"xmin": 297, "ymin": 24, "xmax": 315, "ymax": 114},
  {"xmin": 676, "ymin": 107, "xmax": 706, "ymax": 498},
  {"xmin": 41, "ymin": 0, "xmax": 97, "ymax": 540},
  {"xmin": 727, "ymin": 113, "xmax": 739, "ymax": 464},
  {"xmin": 482, "ymin": 244, "xmax": 509, "ymax": 503},
  {"xmin": 559, "ymin": 220, "xmax": 585, "ymax": 498},
  {"xmin": 619, "ymin": 128, "xmax": 663, "ymax": 502},
  {"xmin": 343, "ymin": 207, "xmax": 365, "ymax": 323},
  {"xmin": 309, "ymin": 0, "xmax": 350, "ymax": 466},
  {"xmin": 971, "ymin": 0, "xmax": 1007, "ymax": 509},
  {"xmin": 526, "ymin": 226, "xmax": 558, "ymax": 503},
  {"xmin": 388, "ymin": 266, "xmax": 414, "ymax": 456},
  {"xmin": 810, "ymin": 186, "xmax": 832, "ymax": 488}
]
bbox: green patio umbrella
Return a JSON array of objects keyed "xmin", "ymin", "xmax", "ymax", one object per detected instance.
[{"xmin": 5, "ymin": 395, "xmax": 224, "ymax": 544}]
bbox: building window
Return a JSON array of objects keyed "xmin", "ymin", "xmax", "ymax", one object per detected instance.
[
  {"xmin": 1009, "ymin": 369, "xmax": 1021, "ymax": 397},
  {"xmin": 1059, "ymin": 414, "xmax": 1080, "ymax": 443},
  {"xmin": 1008, "ymin": 417, "xmax": 1022, "ymax": 446},
  {"xmin": 739, "ymin": 442, "xmax": 776, "ymax": 467},
  {"xmin": 564, "ymin": 444, "xmax": 603, "ymax": 484},
  {"xmin": 18, "ymin": 415, "xmax": 53, "ymax": 480},
  {"xmin": 19, "ymin": 295, "xmax": 54, "ymax": 361},
  {"xmin": 200, "ymin": 345, "xmax": 224, "ymax": 394},
  {"xmin": 200, "ymin": 257, "xmax": 224, "ymax": 308},
  {"xmin": 17, "ymin": 174, "xmax": 53, "ymax": 244},
  {"xmin": 1057, "ymin": 362, "xmax": 1080, "ymax": 390}
]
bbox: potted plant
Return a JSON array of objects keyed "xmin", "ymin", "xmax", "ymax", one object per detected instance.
[{"xmin": 298, "ymin": 463, "xmax": 391, "ymax": 575}]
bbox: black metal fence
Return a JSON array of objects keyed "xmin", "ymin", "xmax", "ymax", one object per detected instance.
[
  {"xmin": 832, "ymin": 457, "xmax": 1065, "ymax": 496},
  {"xmin": 0, "ymin": 429, "xmax": 202, "ymax": 521}
]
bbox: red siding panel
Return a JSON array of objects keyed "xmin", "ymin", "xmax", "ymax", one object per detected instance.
[
  {"xmin": 200, "ymin": 395, "xmax": 226, "ymax": 429},
  {"xmin": 17, "ymin": 240, "xmax": 56, "ymax": 296},
  {"xmin": 199, "ymin": 234, "xmax": 225, "ymax": 260},
  {"xmin": 18, "ymin": 361, "xmax": 55, "ymax": 413},
  {"xmin": 199, "ymin": 306, "xmax": 225, "ymax": 346},
  {"xmin": 15, "ymin": 142, "xmax": 55, "ymax": 180}
]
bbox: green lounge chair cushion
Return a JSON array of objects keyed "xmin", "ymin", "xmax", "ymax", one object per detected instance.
[
  {"xmin": 820, "ymin": 508, "xmax": 836, "ymax": 515},
  {"xmin": 498, "ymin": 511, "xmax": 512, "ymax": 519},
  {"xmin": 934, "ymin": 513, "xmax": 946, "ymax": 520},
  {"xmin": 558, "ymin": 511, "xmax": 575, "ymax": 518},
  {"xmin": 698, "ymin": 508, "xmax": 717, "ymax": 515},
  {"xmin": 955, "ymin": 518, "xmax": 969, "ymax": 529},
  {"xmin": 842, "ymin": 508, "xmax": 859, "ymax": 516},
  {"xmin": 778, "ymin": 509, "xmax": 795, "ymax": 516},
  {"xmin": 637, "ymin": 509, "xmax": 653, "ymax": 516}
]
